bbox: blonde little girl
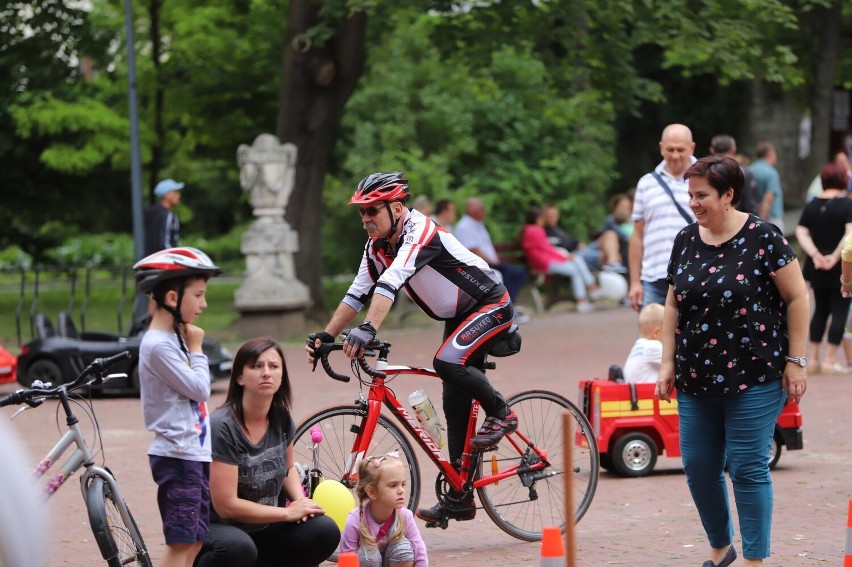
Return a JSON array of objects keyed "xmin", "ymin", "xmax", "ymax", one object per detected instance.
[{"xmin": 340, "ymin": 453, "xmax": 428, "ymax": 566}]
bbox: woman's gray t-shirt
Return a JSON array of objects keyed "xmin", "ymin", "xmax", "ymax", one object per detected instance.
[{"xmin": 210, "ymin": 406, "xmax": 295, "ymax": 533}]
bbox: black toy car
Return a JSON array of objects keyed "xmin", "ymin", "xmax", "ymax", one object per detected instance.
[{"xmin": 16, "ymin": 312, "xmax": 232, "ymax": 396}]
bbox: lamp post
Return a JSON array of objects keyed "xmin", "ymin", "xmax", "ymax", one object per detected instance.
[
  {"xmin": 125, "ymin": 0, "xmax": 147, "ymax": 325},
  {"xmin": 124, "ymin": 0, "xmax": 144, "ymax": 262}
]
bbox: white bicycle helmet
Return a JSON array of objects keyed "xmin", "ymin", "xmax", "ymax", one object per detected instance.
[{"xmin": 133, "ymin": 247, "xmax": 223, "ymax": 294}]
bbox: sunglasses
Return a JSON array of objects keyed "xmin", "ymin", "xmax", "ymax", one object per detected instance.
[{"xmin": 358, "ymin": 205, "xmax": 384, "ymax": 218}]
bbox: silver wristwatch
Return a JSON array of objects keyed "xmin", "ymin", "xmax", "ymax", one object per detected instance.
[{"xmin": 784, "ymin": 355, "xmax": 807, "ymax": 368}]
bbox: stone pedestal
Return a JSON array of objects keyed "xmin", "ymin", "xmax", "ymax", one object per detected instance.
[
  {"xmin": 234, "ymin": 134, "xmax": 311, "ymax": 339},
  {"xmin": 236, "ymin": 310, "xmax": 306, "ymax": 340}
]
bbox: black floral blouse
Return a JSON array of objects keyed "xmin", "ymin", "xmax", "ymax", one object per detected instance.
[{"xmin": 667, "ymin": 215, "xmax": 797, "ymax": 398}]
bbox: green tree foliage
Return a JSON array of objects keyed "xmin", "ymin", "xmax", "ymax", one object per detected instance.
[
  {"xmin": 11, "ymin": 96, "xmax": 130, "ymax": 173},
  {"xmin": 323, "ymin": 8, "xmax": 618, "ymax": 274},
  {"xmin": 1, "ymin": 0, "xmax": 850, "ymax": 280},
  {"xmin": 3, "ymin": 0, "xmax": 285, "ymax": 261},
  {"xmin": 0, "ymin": 1, "xmax": 122, "ymax": 261}
]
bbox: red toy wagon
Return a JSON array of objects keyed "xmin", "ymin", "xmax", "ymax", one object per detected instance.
[
  {"xmin": 577, "ymin": 379, "xmax": 803, "ymax": 477},
  {"xmin": 0, "ymin": 345, "xmax": 16, "ymax": 384}
]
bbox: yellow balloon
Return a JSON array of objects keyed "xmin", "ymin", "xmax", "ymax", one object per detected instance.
[{"xmin": 312, "ymin": 479, "xmax": 356, "ymax": 532}]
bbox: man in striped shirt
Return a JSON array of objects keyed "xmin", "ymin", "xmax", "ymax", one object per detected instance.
[{"xmin": 628, "ymin": 124, "xmax": 697, "ymax": 311}]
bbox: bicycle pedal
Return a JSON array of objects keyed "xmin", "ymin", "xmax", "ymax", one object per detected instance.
[{"xmin": 424, "ymin": 519, "xmax": 449, "ymax": 530}]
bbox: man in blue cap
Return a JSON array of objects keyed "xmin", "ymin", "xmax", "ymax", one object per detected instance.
[{"xmin": 144, "ymin": 179, "xmax": 184, "ymax": 257}]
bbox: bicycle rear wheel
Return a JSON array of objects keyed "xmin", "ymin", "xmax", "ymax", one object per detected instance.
[
  {"xmin": 477, "ymin": 390, "xmax": 599, "ymax": 541},
  {"xmin": 86, "ymin": 476, "xmax": 152, "ymax": 567},
  {"xmin": 293, "ymin": 406, "xmax": 421, "ymax": 512}
]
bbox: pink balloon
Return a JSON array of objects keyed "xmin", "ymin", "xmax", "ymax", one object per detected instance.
[{"xmin": 310, "ymin": 426, "xmax": 323, "ymax": 443}]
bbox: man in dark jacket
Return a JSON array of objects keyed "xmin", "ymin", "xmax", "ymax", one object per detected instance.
[{"xmin": 143, "ymin": 179, "xmax": 184, "ymax": 257}]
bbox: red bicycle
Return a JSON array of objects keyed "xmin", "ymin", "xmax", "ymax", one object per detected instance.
[{"xmin": 297, "ymin": 327, "xmax": 599, "ymax": 541}]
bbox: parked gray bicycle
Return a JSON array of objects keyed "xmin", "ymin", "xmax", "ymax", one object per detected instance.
[{"xmin": 0, "ymin": 351, "xmax": 152, "ymax": 567}]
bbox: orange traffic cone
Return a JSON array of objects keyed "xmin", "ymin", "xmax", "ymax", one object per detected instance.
[
  {"xmin": 339, "ymin": 551, "xmax": 359, "ymax": 567},
  {"xmin": 540, "ymin": 525, "xmax": 565, "ymax": 566},
  {"xmin": 845, "ymin": 499, "xmax": 852, "ymax": 567}
]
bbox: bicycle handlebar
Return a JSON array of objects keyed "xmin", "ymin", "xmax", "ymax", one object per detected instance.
[
  {"xmin": 307, "ymin": 333, "xmax": 387, "ymax": 383},
  {"xmin": 0, "ymin": 351, "xmax": 132, "ymax": 408},
  {"xmin": 356, "ymin": 356, "xmax": 386, "ymax": 379}
]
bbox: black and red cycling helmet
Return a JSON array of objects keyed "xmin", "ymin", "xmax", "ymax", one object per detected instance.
[
  {"xmin": 349, "ymin": 172, "xmax": 409, "ymax": 205},
  {"xmin": 133, "ymin": 247, "xmax": 223, "ymax": 294}
]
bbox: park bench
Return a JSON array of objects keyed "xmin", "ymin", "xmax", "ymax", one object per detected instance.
[{"xmin": 493, "ymin": 241, "xmax": 576, "ymax": 313}]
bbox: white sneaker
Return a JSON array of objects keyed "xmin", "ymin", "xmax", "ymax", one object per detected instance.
[
  {"xmin": 589, "ymin": 288, "xmax": 605, "ymax": 302},
  {"xmin": 515, "ymin": 313, "xmax": 531, "ymax": 324},
  {"xmin": 576, "ymin": 302, "xmax": 595, "ymax": 314}
]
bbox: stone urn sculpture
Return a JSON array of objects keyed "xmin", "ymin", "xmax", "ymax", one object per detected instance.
[{"xmin": 234, "ymin": 134, "xmax": 311, "ymax": 337}]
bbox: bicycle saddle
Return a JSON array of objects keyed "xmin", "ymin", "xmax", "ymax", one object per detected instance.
[{"xmin": 489, "ymin": 324, "xmax": 521, "ymax": 358}]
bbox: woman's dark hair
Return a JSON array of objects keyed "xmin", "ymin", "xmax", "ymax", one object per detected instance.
[
  {"xmin": 225, "ymin": 337, "xmax": 291, "ymax": 432},
  {"xmin": 820, "ymin": 162, "xmax": 849, "ymax": 191},
  {"xmin": 524, "ymin": 206, "xmax": 542, "ymax": 225},
  {"xmin": 607, "ymin": 192, "xmax": 632, "ymax": 212},
  {"xmin": 684, "ymin": 156, "xmax": 744, "ymax": 206},
  {"xmin": 434, "ymin": 199, "xmax": 454, "ymax": 215}
]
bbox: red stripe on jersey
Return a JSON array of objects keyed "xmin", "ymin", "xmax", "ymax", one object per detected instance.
[{"xmin": 400, "ymin": 217, "xmax": 437, "ymax": 265}]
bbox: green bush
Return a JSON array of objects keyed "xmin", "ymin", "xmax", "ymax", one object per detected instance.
[
  {"xmin": 0, "ymin": 233, "xmax": 135, "ymax": 269},
  {"xmin": 0, "ymin": 246, "xmax": 33, "ymax": 270},
  {"xmin": 44, "ymin": 233, "xmax": 134, "ymax": 266},
  {"xmin": 184, "ymin": 223, "xmax": 247, "ymax": 274},
  {"xmin": 0, "ymin": 224, "xmax": 248, "ymax": 274}
]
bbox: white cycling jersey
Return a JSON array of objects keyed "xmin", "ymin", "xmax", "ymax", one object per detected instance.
[{"xmin": 343, "ymin": 208, "xmax": 504, "ymax": 320}]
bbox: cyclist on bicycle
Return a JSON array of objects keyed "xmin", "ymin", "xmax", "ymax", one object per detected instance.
[{"xmin": 306, "ymin": 172, "xmax": 518, "ymax": 523}]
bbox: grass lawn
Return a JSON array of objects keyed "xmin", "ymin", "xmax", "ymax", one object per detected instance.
[
  {"xmin": 0, "ymin": 271, "xmax": 242, "ymax": 349},
  {"xmin": 0, "ymin": 269, "xmax": 385, "ymax": 352}
]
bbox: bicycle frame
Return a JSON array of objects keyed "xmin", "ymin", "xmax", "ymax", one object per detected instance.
[
  {"xmin": 22, "ymin": 383, "xmax": 140, "ymax": 544},
  {"xmin": 340, "ymin": 357, "xmax": 552, "ymax": 494},
  {"xmin": 305, "ymin": 335, "xmax": 599, "ymax": 539}
]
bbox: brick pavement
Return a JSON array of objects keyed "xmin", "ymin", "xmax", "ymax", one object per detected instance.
[{"xmin": 2, "ymin": 306, "xmax": 849, "ymax": 566}]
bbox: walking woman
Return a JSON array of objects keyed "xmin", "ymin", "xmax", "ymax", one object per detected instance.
[
  {"xmin": 656, "ymin": 156, "xmax": 809, "ymax": 566},
  {"xmin": 795, "ymin": 161, "xmax": 852, "ymax": 373}
]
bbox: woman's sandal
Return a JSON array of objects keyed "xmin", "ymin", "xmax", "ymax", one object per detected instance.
[
  {"xmin": 822, "ymin": 363, "xmax": 847, "ymax": 375},
  {"xmin": 701, "ymin": 545, "xmax": 736, "ymax": 567}
]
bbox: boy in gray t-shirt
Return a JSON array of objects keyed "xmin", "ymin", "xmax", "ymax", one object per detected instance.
[{"xmin": 133, "ymin": 247, "xmax": 222, "ymax": 565}]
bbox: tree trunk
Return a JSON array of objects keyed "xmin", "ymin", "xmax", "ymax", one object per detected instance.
[
  {"xmin": 276, "ymin": 2, "xmax": 366, "ymax": 311},
  {"xmin": 805, "ymin": 0, "xmax": 841, "ymax": 182}
]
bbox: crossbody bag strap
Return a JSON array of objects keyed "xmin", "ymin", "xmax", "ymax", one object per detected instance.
[{"xmin": 652, "ymin": 171, "xmax": 693, "ymax": 224}]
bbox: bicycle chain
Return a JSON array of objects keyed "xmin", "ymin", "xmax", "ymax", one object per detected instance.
[{"xmin": 435, "ymin": 455, "xmax": 556, "ymax": 511}]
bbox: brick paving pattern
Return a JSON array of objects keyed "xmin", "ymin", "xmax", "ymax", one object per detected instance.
[{"xmin": 2, "ymin": 306, "xmax": 848, "ymax": 566}]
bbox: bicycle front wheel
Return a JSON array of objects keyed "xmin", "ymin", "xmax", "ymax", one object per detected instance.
[
  {"xmin": 86, "ymin": 476, "xmax": 152, "ymax": 567},
  {"xmin": 477, "ymin": 390, "xmax": 599, "ymax": 541},
  {"xmin": 293, "ymin": 406, "xmax": 421, "ymax": 512}
]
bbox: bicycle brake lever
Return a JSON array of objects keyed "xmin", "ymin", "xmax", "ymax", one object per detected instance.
[{"xmin": 10, "ymin": 406, "xmax": 31, "ymax": 420}]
